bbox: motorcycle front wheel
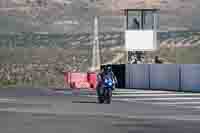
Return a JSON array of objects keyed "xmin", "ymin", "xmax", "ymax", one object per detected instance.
[{"xmin": 105, "ymin": 89, "xmax": 112, "ymax": 104}]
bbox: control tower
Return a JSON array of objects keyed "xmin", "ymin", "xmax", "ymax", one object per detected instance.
[{"xmin": 124, "ymin": 9, "xmax": 159, "ymax": 63}]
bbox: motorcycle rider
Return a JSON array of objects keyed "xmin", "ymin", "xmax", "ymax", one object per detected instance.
[
  {"xmin": 96, "ymin": 65, "xmax": 117, "ymax": 103},
  {"xmin": 97, "ymin": 65, "xmax": 117, "ymax": 91}
]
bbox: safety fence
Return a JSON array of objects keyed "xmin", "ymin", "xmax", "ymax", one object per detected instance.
[{"xmin": 125, "ymin": 64, "xmax": 200, "ymax": 92}]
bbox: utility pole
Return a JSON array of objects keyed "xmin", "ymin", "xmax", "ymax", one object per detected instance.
[
  {"xmin": 91, "ymin": 16, "xmax": 100, "ymax": 72},
  {"xmin": 124, "ymin": 10, "xmax": 129, "ymax": 64},
  {"xmin": 90, "ymin": 0, "xmax": 101, "ymax": 72}
]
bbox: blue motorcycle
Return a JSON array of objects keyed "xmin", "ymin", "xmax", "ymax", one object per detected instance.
[{"xmin": 97, "ymin": 76, "xmax": 114, "ymax": 104}]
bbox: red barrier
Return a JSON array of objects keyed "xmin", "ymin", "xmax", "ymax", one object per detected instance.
[
  {"xmin": 64, "ymin": 71, "xmax": 98, "ymax": 90},
  {"xmin": 64, "ymin": 72, "xmax": 69, "ymax": 83},
  {"xmin": 87, "ymin": 72, "xmax": 98, "ymax": 90}
]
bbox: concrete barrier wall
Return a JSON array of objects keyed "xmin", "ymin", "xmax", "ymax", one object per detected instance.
[
  {"xmin": 181, "ymin": 65, "xmax": 200, "ymax": 92},
  {"xmin": 150, "ymin": 64, "xmax": 180, "ymax": 90},
  {"xmin": 133, "ymin": 64, "xmax": 149, "ymax": 89},
  {"xmin": 125, "ymin": 64, "xmax": 200, "ymax": 92},
  {"xmin": 125, "ymin": 64, "xmax": 149, "ymax": 89},
  {"xmin": 126, "ymin": 64, "xmax": 149, "ymax": 89},
  {"xmin": 125, "ymin": 64, "xmax": 133, "ymax": 89}
]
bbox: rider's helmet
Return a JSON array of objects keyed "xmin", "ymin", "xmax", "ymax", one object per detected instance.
[
  {"xmin": 102, "ymin": 66, "xmax": 106, "ymax": 73},
  {"xmin": 105, "ymin": 65, "xmax": 112, "ymax": 74},
  {"xmin": 107, "ymin": 66, "xmax": 112, "ymax": 72}
]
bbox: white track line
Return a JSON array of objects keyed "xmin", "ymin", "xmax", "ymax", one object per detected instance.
[
  {"xmin": 124, "ymin": 97, "xmax": 200, "ymax": 101},
  {"xmin": 115, "ymin": 90, "xmax": 173, "ymax": 93},
  {"xmin": 153, "ymin": 102, "xmax": 200, "ymax": 105},
  {"xmin": 194, "ymin": 106, "xmax": 200, "ymax": 109},
  {"xmin": 0, "ymin": 98, "xmax": 16, "ymax": 101},
  {"xmin": 113, "ymin": 91, "xmax": 173, "ymax": 94},
  {"xmin": 116, "ymin": 89, "xmax": 167, "ymax": 91},
  {"xmin": 112, "ymin": 93, "xmax": 200, "ymax": 97}
]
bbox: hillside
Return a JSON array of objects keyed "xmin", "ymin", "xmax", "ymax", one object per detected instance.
[
  {"xmin": 143, "ymin": 31, "xmax": 200, "ymax": 64},
  {"xmin": 0, "ymin": 31, "xmax": 200, "ymax": 87},
  {"xmin": 0, "ymin": 32, "xmax": 126, "ymax": 87},
  {"xmin": 0, "ymin": 0, "xmax": 200, "ymax": 33}
]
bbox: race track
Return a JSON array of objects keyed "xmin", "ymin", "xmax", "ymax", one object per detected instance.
[{"xmin": 0, "ymin": 88, "xmax": 200, "ymax": 133}]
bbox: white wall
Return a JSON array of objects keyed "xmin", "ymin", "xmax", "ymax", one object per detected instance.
[{"xmin": 125, "ymin": 30, "xmax": 157, "ymax": 51}]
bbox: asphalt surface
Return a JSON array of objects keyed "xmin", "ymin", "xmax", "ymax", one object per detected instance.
[{"xmin": 1, "ymin": 88, "xmax": 200, "ymax": 133}]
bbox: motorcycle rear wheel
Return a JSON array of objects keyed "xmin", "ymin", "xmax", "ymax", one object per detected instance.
[
  {"xmin": 97, "ymin": 87, "xmax": 104, "ymax": 104},
  {"xmin": 98, "ymin": 97, "xmax": 104, "ymax": 104}
]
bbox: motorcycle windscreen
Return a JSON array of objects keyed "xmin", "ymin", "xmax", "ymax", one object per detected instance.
[{"xmin": 125, "ymin": 30, "xmax": 157, "ymax": 51}]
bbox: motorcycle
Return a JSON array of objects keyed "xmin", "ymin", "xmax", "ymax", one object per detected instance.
[{"xmin": 97, "ymin": 76, "xmax": 114, "ymax": 104}]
